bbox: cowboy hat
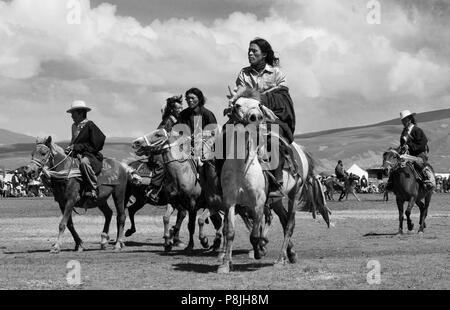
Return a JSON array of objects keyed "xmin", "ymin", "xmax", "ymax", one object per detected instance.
[
  {"xmin": 400, "ymin": 110, "xmax": 416, "ymax": 120},
  {"xmin": 67, "ymin": 100, "xmax": 92, "ymax": 113}
]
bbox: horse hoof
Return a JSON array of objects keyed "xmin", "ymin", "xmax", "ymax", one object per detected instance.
[
  {"xmin": 164, "ymin": 244, "xmax": 173, "ymax": 252},
  {"xmin": 100, "ymin": 243, "xmax": 107, "ymax": 250},
  {"xmin": 125, "ymin": 229, "xmax": 136, "ymax": 238},
  {"xmin": 288, "ymin": 252, "xmax": 297, "ymax": 264},
  {"xmin": 75, "ymin": 244, "xmax": 84, "ymax": 252},
  {"xmin": 50, "ymin": 247, "xmax": 60, "ymax": 254},
  {"xmin": 217, "ymin": 264, "xmax": 230, "ymax": 274},
  {"xmin": 274, "ymin": 259, "xmax": 286, "ymax": 268},
  {"xmin": 217, "ymin": 252, "xmax": 225, "ymax": 262},
  {"xmin": 200, "ymin": 237, "xmax": 209, "ymax": 249},
  {"xmin": 173, "ymin": 240, "xmax": 186, "ymax": 248},
  {"xmin": 184, "ymin": 245, "xmax": 194, "ymax": 252},
  {"xmin": 408, "ymin": 223, "xmax": 414, "ymax": 231}
]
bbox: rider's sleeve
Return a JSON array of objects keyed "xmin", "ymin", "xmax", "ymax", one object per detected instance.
[
  {"xmin": 72, "ymin": 122, "xmax": 106, "ymax": 154},
  {"xmin": 407, "ymin": 127, "xmax": 428, "ymax": 153}
]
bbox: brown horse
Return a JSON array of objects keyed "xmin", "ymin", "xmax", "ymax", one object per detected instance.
[
  {"xmin": 123, "ymin": 159, "xmax": 188, "ymax": 250},
  {"xmin": 323, "ymin": 177, "xmax": 344, "ymax": 200},
  {"xmin": 382, "ymin": 147, "xmax": 433, "ymax": 234},
  {"xmin": 27, "ymin": 136, "xmax": 128, "ymax": 253},
  {"xmin": 132, "ymin": 130, "xmax": 223, "ymax": 251},
  {"xmin": 338, "ymin": 173, "xmax": 361, "ymax": 202}
]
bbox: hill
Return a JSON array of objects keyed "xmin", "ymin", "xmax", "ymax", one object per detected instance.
[
  {"xmin": 295, "ymin": 109, "xmax": 450, "ymax": 173},
  {"xmin": 0, "ymin": 129, "xmax": 35, "ymax": 146}
]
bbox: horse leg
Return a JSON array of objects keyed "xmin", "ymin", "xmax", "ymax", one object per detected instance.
[
  {"xmin": 405, "ymin": 197, "xmax": 415, "ymax": 232},
  {"xmin": 250, "ymin": 206, "xmax": 264, "ymax": 260},
  {"xmin": 173, "ymin": 207, "xmax": 187, "ymax": 247},
  {"xmin": 218, "ymin": 204, "xmax": 235, "ymax": 274},
  {"xmin": 163, "ymin": 203, "xmax": 174, "ymax": 251},
  {"xmin": 98, "ymin": 201, "xmax": 113, "ymax": 250},
  {"xmin": 185, "ymin": 208, "xmax": 197, "ymax": 251},
  {"xmin": 67, "ymin": 215, "xmax": 84, "ymax": 252},
  {"xmin": 396, "ymin": 197, "xmax": 404, "ymax": 235},
  {"xmin": 125, "ymin": 189, "xmax": 145, "ymax": 237},
  {"xmin": 351, "ymin": 189, "xmax": 361, "ymax": 202},
  {"xmin": 416, "ymin": 199, "xmax": 426, "ymax": 233},
  {"xmin": 198, "ymin": 208, "xmax": 210, "ymax": 249},
  {"xmin": 418, "ymin": 194, "xmax": 431, "ymax": 233},
  {"xmin": 209, "ymin": 210, "xmax": 223, "ymax": 252},
  {"xmin": 112, "ymin": 187, "xmax": 127, "ymax": 251},
  {"xmin": 51, "ymin": 195, "xmax": 77, "ymax": 254}
]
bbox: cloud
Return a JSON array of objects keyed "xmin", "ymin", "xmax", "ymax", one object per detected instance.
[{"xmin": 0, "ymin": 0, "xmax": 449, "ymax": 138}]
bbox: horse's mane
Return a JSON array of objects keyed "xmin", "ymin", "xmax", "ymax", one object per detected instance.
[{"xmin": 235, "ymin": 88, "xmax": 261, "ymax": 102}]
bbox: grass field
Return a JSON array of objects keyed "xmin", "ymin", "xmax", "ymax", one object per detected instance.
[{"xmin": 0, "ymin": 193, "xmax": 449, "ymax": 290}]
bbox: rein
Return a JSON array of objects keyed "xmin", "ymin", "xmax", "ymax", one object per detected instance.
[{"xmin": 32, "ymin": 144, "xmax": 75, "ymax": 180}]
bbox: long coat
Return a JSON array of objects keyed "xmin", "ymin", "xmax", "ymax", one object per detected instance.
[
  {"xmin": 400, "ymin": 125, "xmax": 428, "ymax": 157},
  {"xmin": 71, "ymin": 120, "xmax": 106, "ymax": 174}
]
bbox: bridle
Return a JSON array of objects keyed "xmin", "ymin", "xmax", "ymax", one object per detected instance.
[{"xmin": 31, "ymin": 143, "xmax": 73, "ymax": 178}]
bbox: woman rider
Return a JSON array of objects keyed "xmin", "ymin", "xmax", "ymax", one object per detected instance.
[{"xmin": 228, "ymin": 37, "xmax": 297, "ymax": 195}]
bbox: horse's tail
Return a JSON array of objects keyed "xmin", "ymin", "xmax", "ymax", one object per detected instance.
[{"xmin": 298, "ymin": 152, "xmax": 331, "ymax": 228}]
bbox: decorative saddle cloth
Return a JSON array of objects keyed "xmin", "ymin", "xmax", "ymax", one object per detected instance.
[{"xmin": 50, "ymin": 158, "xmax": 123, "ymax": 185}]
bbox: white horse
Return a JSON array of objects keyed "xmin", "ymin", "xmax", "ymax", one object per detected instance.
[{"xmin": 218, "ymin": 90, "xmax": 330, "ymax": 273}]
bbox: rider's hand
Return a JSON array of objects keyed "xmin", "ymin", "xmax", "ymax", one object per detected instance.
[
  {"xmin": 400, "ymin": 144, "xmax": 409, "ymax": 154},
  {"xmin": 64, "ymin": 145, "xmax": 73, "ymax": 155}
]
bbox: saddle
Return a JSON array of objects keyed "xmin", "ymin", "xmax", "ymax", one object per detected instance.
[{"xmin": 58, "ymin": 158, "xmax": 123, "ymax": 185}]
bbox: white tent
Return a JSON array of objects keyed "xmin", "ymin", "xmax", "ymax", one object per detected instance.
[{"xmin": 346, "ymin": 164, "xmax": 368, "ymax": 180}]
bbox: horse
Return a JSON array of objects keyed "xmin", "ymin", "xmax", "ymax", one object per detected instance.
[
  {"xmin": 323, "ymin": 177, "xmax": 344, "ymax": 200},
  {"xmin": 338, "ymin": 173, "xmax": 361, "ymax": 202},
  {"xmin": 27, "ymin": 136, "xmax": 128, "ymax": 253},
  {"xmin": 217, "ymin": 94, "xmax": 330, "ymax": 274},
  {"xmin": 382, "ymin": 147, "xmax": 434, "ymax": 234},
  {"xmin": 123, "ymin": 159, "xmax": 188, "ymax": 250},
  {"xmin": 132, "ymin": 129, "xmax": 223, "ymax": 251}
]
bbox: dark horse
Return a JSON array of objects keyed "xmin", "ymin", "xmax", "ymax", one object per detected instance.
[
  {"xmin": 132, "ymin": 130, "xmax": 223, "ymax": 251},
  {"xmin": 337, "ymin": 173, "xmax": 361, "ymax": 202},
  {"xmin": 27, "ymin": 136, "xmax": 128, "ymax": 253},
  {"xmin": 382, "ymin": 147, "xmax": 433, "ymax": 234},
  {"xmin": 123, "ymin": 159, "xmax": 188, "ymax": 249},
  {"xmin": 323, "ymin": 177, "xmax": 344, "ymax": 201}
]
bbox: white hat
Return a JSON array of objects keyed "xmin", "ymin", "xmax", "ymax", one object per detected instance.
[
  {"xmin": 400, "ymin": 110, "xmax": 416, "ymax": 120},
  {"xmin": 67, "ymin": 100, "xmax": 92, "ymax": 113}
]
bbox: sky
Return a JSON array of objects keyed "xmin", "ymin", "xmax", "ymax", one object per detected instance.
[{"xmin": 0, "ymin": 0, "xmax": 449, "ymax": 141}]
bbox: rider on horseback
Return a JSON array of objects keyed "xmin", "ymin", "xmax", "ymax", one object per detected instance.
[
  {"xmin": 145, "ymin": 96, "xmax": 184, "ymax": 203},
  {"xmin": 65, "ymin": 100, "xmax": 106, "ymax": 200},
  {"xmin": 228, "ymin": 38, "xmax": 297, "ymax": 197},
  {"xmin": 386, "ymin": 110, "xmax": 435, "ymax": 191},
  {"xmin": 334, "ymin": 160, "xmax": 348, "ymax": 183}
]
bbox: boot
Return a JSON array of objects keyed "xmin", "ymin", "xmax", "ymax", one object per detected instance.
[
  {"xmin": 84, "ymin": 188, "xmax": 98, "ymax": 201},
  {"xmin": 146, "ymin": 185, "xmax": 162, "ymax": 204},
  {"xmin": 422, "ymin": 166, "xmax": 435, "ymax": 191}
]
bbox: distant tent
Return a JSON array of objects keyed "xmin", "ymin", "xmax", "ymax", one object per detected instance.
[{"xmin": 346, "ymin": 164, "xmax": 368, "ymax": 180}]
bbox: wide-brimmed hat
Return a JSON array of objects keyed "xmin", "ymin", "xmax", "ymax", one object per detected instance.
[
  {"xmin": 67, "ymin": 100, "xmax": 92, "ymax": 113},
  {"xmin": 400, "ymin": 110, "xmax": 416, "ymax": 120}
]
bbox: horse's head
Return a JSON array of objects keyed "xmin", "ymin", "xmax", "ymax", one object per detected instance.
[
  {"xmin": 132, "ymin": 129, "xmax": 169, "ymax": 156},
  {"xmin": 227, "ymin": 88, "xmax": 277, "ymax": 126},
  {"xmin": 382, "ymin": 147, "xmax": 401, "ymax": 176},
  {"xmin": 28, "ymin": 136, "xmax": 54, "ymax": 179},
  {"xmin": 132, "ymin": 129, "xmax": 191, "ymax": 160}
]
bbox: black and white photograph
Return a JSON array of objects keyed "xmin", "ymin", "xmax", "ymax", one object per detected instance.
[{"xmin": 0, "ymin": 0, "xmax": 449, "ymax": 293}]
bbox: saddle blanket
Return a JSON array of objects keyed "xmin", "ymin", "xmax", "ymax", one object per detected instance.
[{"xmin": 63, "ymin": 158, "xmax": 122, "ymax": 185}]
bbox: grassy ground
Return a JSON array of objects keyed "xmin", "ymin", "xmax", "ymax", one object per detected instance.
[{"xmin": 0, "ymin": 193, "xmax": 449, "ymax": 290}]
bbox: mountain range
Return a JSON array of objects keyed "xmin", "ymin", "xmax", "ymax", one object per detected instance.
[{"xmin": 1, "ymin": 109, "xmax": 449, "ymax": 173}]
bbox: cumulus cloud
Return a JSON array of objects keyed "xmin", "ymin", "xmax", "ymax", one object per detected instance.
[{"xmin": 0, "ymin": 0, "xmax": 449, "ymax": 139}]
